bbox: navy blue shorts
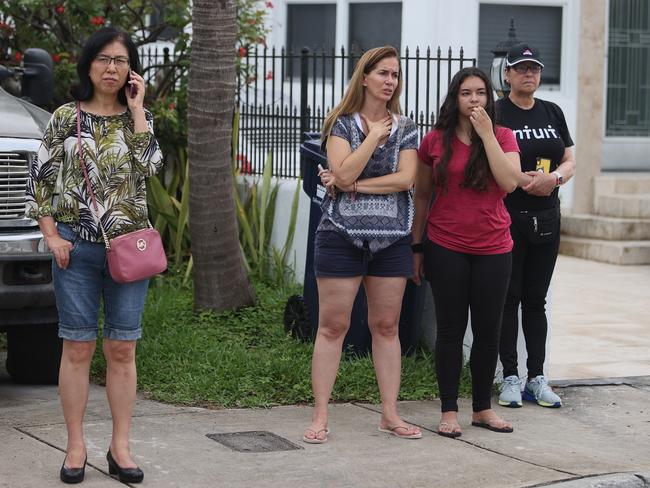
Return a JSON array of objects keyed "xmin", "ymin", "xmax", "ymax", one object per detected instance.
[{"xmin": 314, "ymin": 231, "xmax": 413, "ymax": 278}]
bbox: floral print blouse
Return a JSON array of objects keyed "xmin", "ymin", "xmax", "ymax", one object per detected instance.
[{"xmin": 25, "ymin": 102, "xmax": 163, "ymax": 242}]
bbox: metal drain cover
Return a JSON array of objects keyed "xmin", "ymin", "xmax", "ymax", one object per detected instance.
[{"xmin": 206, "ymin": 431, "xmax": 303, "ymax": 453}]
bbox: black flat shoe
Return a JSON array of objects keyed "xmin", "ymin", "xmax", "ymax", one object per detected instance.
[
  {"xmin": 60, "ymin": 456, "xmax": 86, "ymax": 484},
  {"xmin": 106, "ymin": 450, "xmax": 144, "ymax": 483}
]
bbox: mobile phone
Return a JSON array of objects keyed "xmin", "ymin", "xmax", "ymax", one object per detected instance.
[{"xmin": 129, "ymin": 71, "xmax": 137, "ymax": 98}]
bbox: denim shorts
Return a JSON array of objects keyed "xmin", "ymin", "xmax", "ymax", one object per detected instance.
[
  {"xmin": 53, "ymin": 223, "xmax": 149, "ymax": 341},
  {"xmin": 313, "ymin": 230, "xmax": 413, "ymax": 278}
]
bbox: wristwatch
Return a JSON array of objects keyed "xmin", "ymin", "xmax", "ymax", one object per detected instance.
[
  {"xmin": 552, "ymin": 171, "xmax": 563, "ymax": 187},
  {"xmin": 411, "ymin": 243, "xmax": 424, "ymax": 253}
]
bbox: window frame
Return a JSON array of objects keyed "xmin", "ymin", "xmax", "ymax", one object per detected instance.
[{"xmin": 477, "ymin": 0, "xmax": 570, "ymax": 91}]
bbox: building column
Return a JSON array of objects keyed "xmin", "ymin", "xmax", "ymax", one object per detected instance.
[{"xmin": 572, "ymin": 0, "xmax": 607, "ymax": 214}]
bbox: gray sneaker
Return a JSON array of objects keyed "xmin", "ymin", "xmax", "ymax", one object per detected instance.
[
  {"xmin": 523, "ymin": 375, "xmax": 562, "ymax": 408},
  {"xmin": 498, "ymin": 375, "xmax": 522, "ymax": 408}
]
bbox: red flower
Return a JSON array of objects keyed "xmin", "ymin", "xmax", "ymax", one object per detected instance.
[
  {"xmin": 0, "ymin": 21, "xmax": 13, "ymax": 31},
  {"xmin": 237, "ymin": 155, "xmax": 252, "ymax": 174},
  {"xmin": 52, "ymin": 54, "xmax": 61, "ymax": 63},
  {"xmin": 169, "ymin": 102, "xmax": 175, "ymax": 110},
  {"xmin": 238, "ymin": 46, "xmax": 247, "ymax": 58},
  {"xmin": 55, "ymin": 5, "xmax": 65, "ymax": 14},
  {"xmin": 14, "ymin": 51, "xmax": 22, "ymax": 62},
  {"xmin": 265, "ymin": 70, "xmax": 273, "ymax": 80},
  {"xmin": 90, "ymin": 16, "xmax": 105, "ymax": 26},
  {"xmin": 265, "ymin": 1, "xmax": 274, "ymax": 7}
]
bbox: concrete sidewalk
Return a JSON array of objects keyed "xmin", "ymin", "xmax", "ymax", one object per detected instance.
[
  {"xmin": 549, "ymin": 256, "xmax": 650, "ymax": 380},
  {"xmin": 1, "ymin": 255, "xmax": 649, "ymax": 487},
  {"xmin": 1, "ymin": 374, "xmax": 649, "ymax": 487}
]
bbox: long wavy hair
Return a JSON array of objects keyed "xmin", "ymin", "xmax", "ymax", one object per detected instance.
[
  {"xmin": 433, "ymin": 67, "xmax": 496, "ymax": 192},
  {"xmin": 321, "ymin": 46, "xmax": 402, "ymax": 146}
]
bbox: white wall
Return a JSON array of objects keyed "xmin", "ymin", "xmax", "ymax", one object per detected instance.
[
  {"xmin": 269, "ymin": 177, "xmax": 311, "ymax": 283},
  {"xmin": 267, "ymin": 0, "xmax": 581, "ymax": 206}
]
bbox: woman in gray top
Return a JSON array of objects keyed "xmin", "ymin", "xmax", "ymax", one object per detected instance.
[{"xmin": 302, "ymin": 46, "xmax": 421, "ymax": 443}]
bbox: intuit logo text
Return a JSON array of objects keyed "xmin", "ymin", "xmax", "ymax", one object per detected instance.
[{"xmin": 513, "ymin": 125, "xmax": 559, "ymax": 140}]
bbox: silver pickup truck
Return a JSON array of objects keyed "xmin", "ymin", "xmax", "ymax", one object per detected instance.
[{"xmin": 0, "ymin": 49, "xmax": 61, "ymax": 384}]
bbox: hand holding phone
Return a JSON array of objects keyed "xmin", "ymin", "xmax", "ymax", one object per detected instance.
[{"xmin": 129, "ymin": 71, "xmax": 137, "ymax": 99}]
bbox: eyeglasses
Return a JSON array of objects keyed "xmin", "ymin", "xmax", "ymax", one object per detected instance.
[
  {"xmin": 512, "ymin": 64, "xmax": 542, "ymax": 74},
  {"xmin": 94, "ymin": 55, "xmax": 130, "ymax": 69}
]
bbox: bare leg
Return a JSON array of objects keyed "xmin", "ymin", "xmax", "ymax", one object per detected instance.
[
  {"xmin": 365, "ymin": 276, "xmax": 420, "ymax": 437},
  {"xmin": 103, "ymin": 339, "xmax": 138, "ymax": 468},
  {"xmin": 59, "ymin": 339, "xmax": 96, "ymax": 467},
  {"xmin": 304, "ymin": 276, "xmax": 362, "ymax": 441}
]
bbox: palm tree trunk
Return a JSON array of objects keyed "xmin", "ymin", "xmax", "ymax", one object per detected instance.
[{"xmin": 188, "ymin": 0, "xmax": 254, "ymax": 310}]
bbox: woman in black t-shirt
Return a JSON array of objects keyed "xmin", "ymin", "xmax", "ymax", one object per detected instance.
[{"xmin": 495, "ymin": 44, "xmax": 576, "ymax": 409}]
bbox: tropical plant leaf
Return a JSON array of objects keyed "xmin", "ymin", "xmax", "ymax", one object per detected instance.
[{"xmin": 282, "ymin": 176, "xmax": 301, "ymax": 264}]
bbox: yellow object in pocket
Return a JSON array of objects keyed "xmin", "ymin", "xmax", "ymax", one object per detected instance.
[{"xmin": 536, "ymin": 157, "xmax": 551, "ymax": 174}]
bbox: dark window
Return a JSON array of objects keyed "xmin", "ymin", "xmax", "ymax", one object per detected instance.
[
  {"xmin": 606, "ymin": 0, "xmax": 650, "ymax": 136},
  {"xmin": 348, "ymin": 2, "xmax": 402, "ymax": 72},
  {"xmin": 286, "ymin": 4, "xmax": 337, "ymax": 77},
  {"xmin": 478, "ymin": 4, "xmax": 563, "ymax": 85}
]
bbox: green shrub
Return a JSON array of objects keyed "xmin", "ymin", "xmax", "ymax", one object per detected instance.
[{"xmin": 91, "ymin": 271, "xmax": 472, "ymax": 408}]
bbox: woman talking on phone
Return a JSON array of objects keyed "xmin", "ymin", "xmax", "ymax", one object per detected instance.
[
  {"xmin": 303, "ymin": 46, "xmax": 421, "ymax": 444},
  {"xmin": 25, "ymin": 27, "xmax": 162, "ymax": 483}
]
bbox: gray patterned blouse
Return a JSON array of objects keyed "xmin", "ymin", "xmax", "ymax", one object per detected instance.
[
  {"xmin": 318, "ymin": 113, "xmax": 418, "ymax": 252},
  {"xmin": 25, "ymin": 102, "xmax": 163, "ymax": 242}
]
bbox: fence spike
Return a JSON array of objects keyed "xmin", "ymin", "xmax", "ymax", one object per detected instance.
[{"xmin": 229, "ymin": 46, "xmax": 476, "ymax": 178}]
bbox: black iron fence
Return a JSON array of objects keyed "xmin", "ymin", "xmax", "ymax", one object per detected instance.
[
  {"xmin": 138, "ymin": 46, "xmax": 184, "ymax": 96},
  {"xmin": 235, "ymin": 46, "xmax": 476, "ymax": 178}
]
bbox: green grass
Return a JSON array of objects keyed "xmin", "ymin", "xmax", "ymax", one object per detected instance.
[{"xmin": 91, "ymin": 272, "xmax": 472, "ymax": 409}]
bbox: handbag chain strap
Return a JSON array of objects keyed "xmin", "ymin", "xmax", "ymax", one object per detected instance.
[{"xmin": 76, "ymin": 102, "xmax": 112, "ymax": 250}]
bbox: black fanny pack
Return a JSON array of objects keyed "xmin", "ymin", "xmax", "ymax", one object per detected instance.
[{"xmin": 510, "ymin": 206, "xmax": 560, "ymax": 244}]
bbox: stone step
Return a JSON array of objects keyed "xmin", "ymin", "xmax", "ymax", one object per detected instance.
[
  {"xmin": 559, "ymin": 236, "xmax": 650, "ymax": 265},
  {"xmin": 595, "ymin": 172, "xmax": 650, "ymax": 195},
  {"xmin": 594, "ymin": 193, "xmax": 650, "ymax": 218},
  {"xmin": 561, "ymin": 213, "xmax": 650, "ymax": 240}
]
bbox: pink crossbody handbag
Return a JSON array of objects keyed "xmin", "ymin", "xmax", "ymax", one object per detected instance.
[{"xmin": 76, "ymin": 102, "xmax": 167, "ymax": 283}]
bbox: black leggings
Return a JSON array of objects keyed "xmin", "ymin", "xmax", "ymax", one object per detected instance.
[
  {"xmin": 424, "ymin": 242, "xmax": 512, "ymax": 412},
  {"xmin": 499, "ymin": 220, "xmax": 560, "ymax": 379}
]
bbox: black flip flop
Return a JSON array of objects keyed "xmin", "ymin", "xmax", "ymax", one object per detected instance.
[
  {"xmin": 437, "ymin": 422, "xmax": 462, "ymax": 438},
  {"xmin": 471, "ymin": 421, "xmax": 513, "ymax": 433}
]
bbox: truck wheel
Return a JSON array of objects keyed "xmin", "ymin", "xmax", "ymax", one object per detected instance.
[{"xmin": 6, "ymin": 324, "xmax": 62, "ymax": 384}]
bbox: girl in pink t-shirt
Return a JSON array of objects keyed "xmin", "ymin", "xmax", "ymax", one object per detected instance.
[{"xmin": 412, "ymin": 67, "xmax": 526, "ymax": 438}]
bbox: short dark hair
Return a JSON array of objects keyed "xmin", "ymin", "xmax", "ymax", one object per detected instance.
[{"xmin": 71, "ymin": 27, "xmax": 141, "ymax": 106}]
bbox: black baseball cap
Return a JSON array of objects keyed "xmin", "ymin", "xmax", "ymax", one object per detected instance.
[{"xmin": 506, "ymin": 43, "xmax": 544, "ymax": 68}]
